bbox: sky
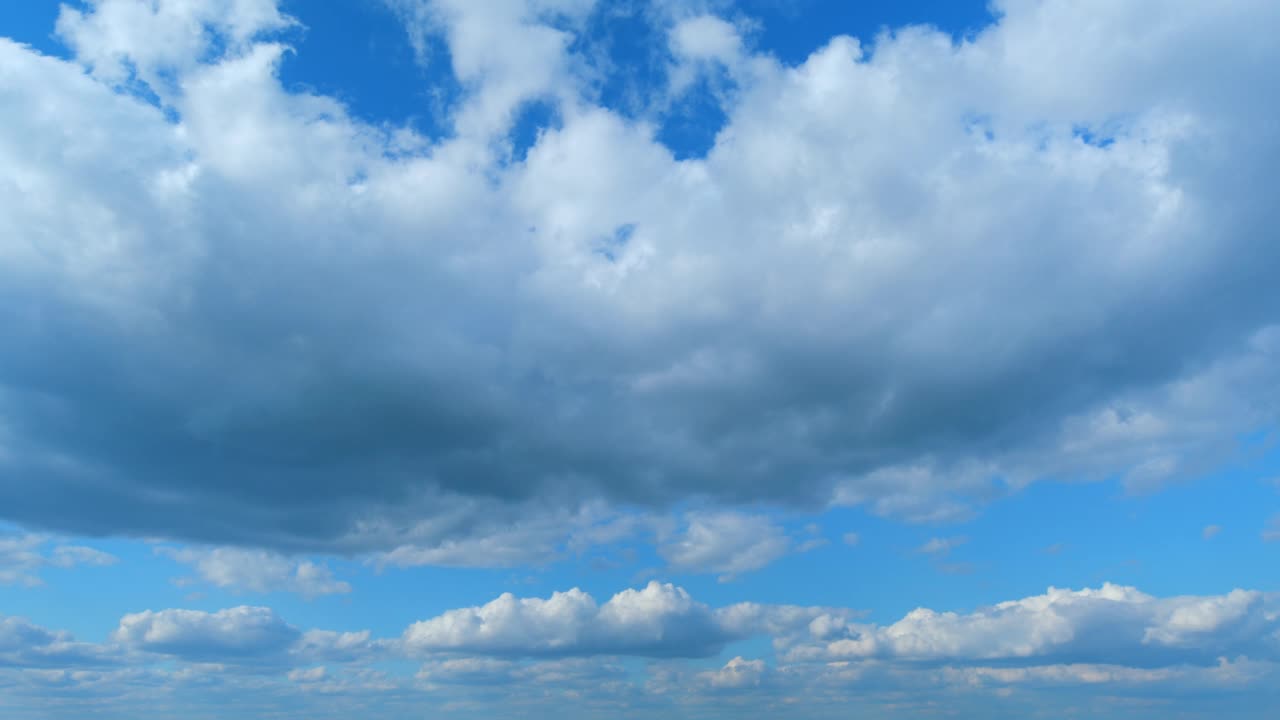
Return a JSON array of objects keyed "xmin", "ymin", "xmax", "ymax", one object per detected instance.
[{"xmin": 0, "ymin": 0, "xmax": 1279, "ymax": 717}]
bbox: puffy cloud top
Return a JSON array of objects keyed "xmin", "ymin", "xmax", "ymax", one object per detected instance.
[
  {"xmin": 781, "ymin": 584, "xmax": 1280, "ymax": 667},
  {"xmin": 0, "ymin": 0, "xmax": 1278, "ymax": 564},
  {"xmin": 403, "ymin": 581, "xmax": 733, "ymax": 657},
  {"xmin": 113, "ymin": 606, "xmax": 301, "ymax": 661}
]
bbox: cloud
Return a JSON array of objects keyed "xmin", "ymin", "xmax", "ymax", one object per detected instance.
[
  {"xmin": 388, "ymin": 0, "xmax": 595, "ymax": 139},
  {"xmin": 0, "ymin": 616, "xmax": 115, "ymax": 669},
  {"xmin": 917, "ymin": 536, "xmax": 967, "ymax": 556},
  {"xmin": 0, "ymin": 0, "xmax": 1276, "ymax": 564},
  {"xmin": 659, "ymin": 512, "xmax": 792, "ymax": 580},
  {"xmin": 113, "ymin": 606, "xmax": 302, "ymax": 662},
  {"xmin": 374, "ymin": 503, "xmax": 646, "ymax": 569},
  {"xmin": 0, "ymin": 533, "xmax": 117, "ymax": 587},
  {"xmin": 414, "ymin": 656, "xmax": 628, "ymax": 691},
  {"xmin": 778, "ymin": 584, "xmax": 1280, "ymax": 667},
  {"xmin": 698, "ymin": 656, "xmax": 768, "ymax": 689},
  {"xmin": 3, "ymin": 580, "xmax": 1280, "ymax": 718},
  {"xmin": 1203, "ymin": 524, "xmax": 1222, "ymax": 540},
  {"xmin": 157, "ymin": 546, "xmax": 350, "ymax": 598},
  {"xmin": 936, "ymin": 655, "xmax": 1274, "ymax": 692},
  {"xmin": 669, "ymin": 15, "xmax": 743, "ymax": 64},
  {"xmin": 287, "ymin": 665, "xmax": 327, "ymax": 683},
  {"xmin": 55, "ymin": 0, "xmax": 294, "ymax": 92},
  {"xmin": 403, "ymin": 581, "xmax": 734, "ymax": 658},
  {"xmin": 796, "ymin": 538, "xmax": 828, "ymax": 553}
]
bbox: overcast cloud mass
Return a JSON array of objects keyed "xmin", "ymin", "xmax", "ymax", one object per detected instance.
[{"xmin": 1, "ymin": 0, "xmax": 1278, "ymax": 717}]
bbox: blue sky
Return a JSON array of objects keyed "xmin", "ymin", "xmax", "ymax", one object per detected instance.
[{"xmin": 1, "ymin": 1, "xmax": 1279, "ymax": 718}]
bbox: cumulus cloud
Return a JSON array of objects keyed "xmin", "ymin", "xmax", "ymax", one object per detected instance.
[
  {"xmin": 0, "ymin": 533, "xmax": 117, "ymax": 587},
  {"xmin": 157, "ymin": 546, "xmax": 350, "ymax": 598},
  {"xmin": 778, "ymin": 584, "xmax": 1280, "ymax": 668},
  {"xmin": 4, "ymin": 580, "xmax": 1280, "ymax": 718},
  {"xmin": 403, "ymin": 581, "xmax": 734, "ymax": 658},
  {"xmin": 0, "ymin": 0, "xmax": 1276, "ymax": 566},
  {"xmin": 699, "ymin": 656, "xmax": 768, "ymax": 689},
  {"xmin": 113, "ymin": 606, "xmax": 302, "ymax": 662},
  {"xmin": 109, "ymin": 604, "xmax": 381, "ymax": 667}
]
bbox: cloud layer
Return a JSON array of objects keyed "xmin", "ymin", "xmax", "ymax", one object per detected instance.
[
  {"xmin": 1, "ymin": 0, "xmax": 1278, "ymax": 557},
  {"xmin": 2, "ymin": 580, "xmax": 1278, "ymax": 719}
]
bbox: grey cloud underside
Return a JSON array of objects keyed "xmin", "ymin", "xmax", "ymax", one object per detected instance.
[{"xmin": 1, "ymin": 0, "xmax": 1279, "ymax": 551}]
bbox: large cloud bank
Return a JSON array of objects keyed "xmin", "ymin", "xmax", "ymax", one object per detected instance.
[{"xmin": 0, "ymin": 0, "xmax": 1277, "ymax": 558}]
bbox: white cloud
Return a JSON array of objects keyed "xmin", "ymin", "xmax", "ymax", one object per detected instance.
[
  {"xmin": 0, "ymin": 533, "xmax": 117, "ymax": 587},
  {"xmin": 1203, "ymin": 524, "xmax": 1222, "ymax": 540},
  {"xmin": 113, "ymin": 606, "xmax": 301, "ymax": 662},
  {"xmin": 659, "ymin": 512, "xmax": 791, "ymax": 580},
  {"xmin": 403, "ymin": 580, "xmax": 732, "ymax": 657},
  {"xmin": 699, "ymin": 655, "xmax": 768, "ymax": 689},
  {"xmin": 0, "ymin": 616, "xmax": 109, "ymax": 669},
  {"xmin": 670, "ymin": 14, "xmax": 743, "ymax": 63},
  {"xmin": 56, "ymin": 0, "xmax": 293, "ymax": 94},
  {"xmin": 158, "ymin": 546, "xmax": 350, "ymax": 598},
  {"xmin": 294, "ymin": 629, "xmax": 385, "ymax": 664},
  {"xmin": 778, "ymin": 584, "xmax": 1280, "ymax": 667},
  {"xmin": 389, "ymin": 0, "xmax": 596, "ymax": 139}
]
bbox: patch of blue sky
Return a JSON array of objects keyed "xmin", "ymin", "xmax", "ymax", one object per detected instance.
[
  {"xmin": 658, "ymin": 74, "xmax": 732, "ymax": 160},
  {"xmin": 738, "ymin": 0, "xmax": 994, "ymax": 64},
  {"xmin": 276, "ymin": 0, "xmax": 461, "ymax": 140},
  {"xmin": 507, "ymin": 96, "xmax": 562, "ymax": 164},
  {"xmin": 0, "ymin": 1, "xmax": 66, "ymax": 57},
  {"xmin": 571, "ymin": 2, "xmax": 672, "ymax": 119},
  {"xmin": 0, "ymin": 1, "xmax": 994, "ymax": 160}
]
